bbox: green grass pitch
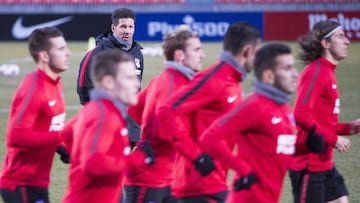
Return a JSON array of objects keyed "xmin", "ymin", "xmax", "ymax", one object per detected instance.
[{"xmin": 0, "ymin": 41, "xmax": 359, "ymax": 202}]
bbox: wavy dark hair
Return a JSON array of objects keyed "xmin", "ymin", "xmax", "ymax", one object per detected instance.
[{"xmin": 298, "ymin": 20, "xmax": 340, "ymax": 64}]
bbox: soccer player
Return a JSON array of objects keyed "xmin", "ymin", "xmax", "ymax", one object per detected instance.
[
  {"xmin": 200, "ymin": 43, "xmax": 299, "ymax": 203},
  {"xmin": 76, "ymin": 7, "xmax": 143, "ymax": 146},
  {"xmin": 289, "ymin": 20, "xmax": 360, "ymax": 203},
  {"xmin": 62, "ymin": 49, "xmax": 154, "ymax": 203},
  {"xmin": 124, "ymin": 26, "xmax": 205, "ymax": 203},
  {"xmin": 156, "ymin": 22, "xmax": 261, "ymax": 203},
  {"xmin": 0, "ymin": 27, "xmax": 71, "ymax": 203}
]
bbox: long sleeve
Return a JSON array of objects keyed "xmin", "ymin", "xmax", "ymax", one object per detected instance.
[
  {"xmin": 79, "ymin": 111, "xmax": 127, "ymax": 177},
  {"xmin": 128, "ymin": 83, "xmax": 148, "ymax": 125},
  {"xmin": 77, "ymin": 48, "xmax": 97, "ymax": 105},
  {"xmin": 200, "ymin": 98, "xmax": 255, "ymax": 176},
  {"xmin": 157, "ymin": 79, "xmax": 220, "ymax": 161}
]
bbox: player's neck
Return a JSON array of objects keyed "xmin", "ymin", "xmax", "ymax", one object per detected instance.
[
  {"xmin": 37, "ymin": 63, "xmax": 60, "ymax": 81},
  {"xmin": 323, "ymin": 52, "xmax": 339, "ymax": 65}
]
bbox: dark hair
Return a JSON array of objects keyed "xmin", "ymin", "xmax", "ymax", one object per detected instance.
[
  {"xmin": 28, "ymin": 27, "xmax": 64, "ymax": 63},
  {"xmin": 298, "ymin": 20, "xmax": 340, "ymax": 64},
  {"xmin": 90, "ymin": 49, "xmax": 134, "ymax": 84},
  {"xmin": 162, "ymin": 25, "xmax": 199, "ymax": 61},
  {"xmin": 111, "ymin": 8, "xmax": 136, "ymax": 25},
  {"xmin": 254, "ymin": 42, "xmax": 292, "ymax": 80},
  {"xmin": 223, "ymin": 22, "xmax": 260, "ymax": 55}
]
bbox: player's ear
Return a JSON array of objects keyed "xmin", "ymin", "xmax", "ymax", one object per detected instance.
[
  {"xmin": 102, "ymin": 75, "xmax": 115, "ymax": 90},
  {"xmin": 242, "ymin": 44, "xmax": 252, "ymax": 58},
  {"xmin": 38, "ymin": 50, "xmax": 49, "ymax": 62},
  {"xmin": 321, "ymin": 38, "xmax": 331, "ymax": 49},
  {"xmin": 111, "ymin": 24, "xmax": 116, "ymax": 33},
  {"xmin": 261, "ymin": 69, "xmax": 275, "ymax": 85},
  {"xmin": 174, "ymin": 49, "xmax": 185, "ymax": 62}
]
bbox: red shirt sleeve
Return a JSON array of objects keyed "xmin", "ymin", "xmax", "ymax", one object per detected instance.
[
  {"xmin": 200, "ymin": 98, "xmax": 254, "ymax": 176},
  {"xmin": 60, "ymin": 115, "xmax": 79, "ymax": 152},
  {"xmin": 79, "ymin": 101, "xmax": 149, "ymax": 177},
  {"xmin": 128, "ymin": 86, "xmax": 147, "ymax": 125},
  {"xmin": 336, "ymin": 122, "xmax": 351, "ymax": 135},
  {"xmin": 157, "ymin": 79, "xmax": 220, "ymax": 161}
]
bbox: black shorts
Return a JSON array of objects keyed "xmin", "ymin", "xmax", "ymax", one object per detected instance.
[
  {"xmin": 0, "ymin": 186, "xmax": 49, "ymax": 203},
  {"xmin": 177, "ymin": 191, "xmax": 228, "ymax": 203},
  {"xmin": 289, "ymin": 167, "xmax": 348, "ymax": 203},
  {"xmin": 123, "ymin": 185, "xmax": 177, "ymax": 203}
]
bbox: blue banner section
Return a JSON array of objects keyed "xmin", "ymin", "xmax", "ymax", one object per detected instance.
[
  {"xmin": 135, "ymin": 12, "xmax": 263, "ymax": 41},
  {"xmin": 0, "ymin": 12, "xmax": 263, "ymax": 41}
]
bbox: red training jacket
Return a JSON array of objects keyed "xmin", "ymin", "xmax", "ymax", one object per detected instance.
[
  {"xmin": 0, "ymin": 68, "xmax": 65, "ymax": 190},
  {"xmin": 201, "ymin": 89, "xmax": 296, "ymax": 203},
  {"xmin": 126, "ymin": 66, "xmax": 193, "ymax": 188},
  {"xmin": 62, "ymin": 98, "xmax": 149, "ymax": 203},
  {"xmin": 157, "ymin": 59, "xmax": 244, "ymax": 197},
  {"xmin": 291, "ymin": 57, "xmax": 351, "ymax": 172}
]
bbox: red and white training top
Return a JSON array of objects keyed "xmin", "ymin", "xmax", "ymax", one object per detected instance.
[{"xmin": 0, "ymin": 68, "xmax": 65, "ymax": 190}]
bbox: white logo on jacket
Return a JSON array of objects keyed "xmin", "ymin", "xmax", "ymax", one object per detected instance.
[
  {"xmin": 49, "ymin": 113, "xmax": 65, "ymax": 132},
  {"xmin": 48, "ymin": 99, "xmax": 57, "ymax": 107},
  {"xmin": 271, "ymin": 117, "xmax": 282, "ymax": 125},
  {"xmin": 276, "ymin": 134, "xmax": 296, "ymax": 155},
  {"xmin": 227, "ymin": 95, "xmax": 237, "ymax": 103},
  {"xmin": 333, "ymin": 98, "xmax": 340, "ymax": 114}
]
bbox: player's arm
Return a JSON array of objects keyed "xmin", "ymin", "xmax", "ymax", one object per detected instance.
[
  {"xmin": 77, "ymin": 49, "xmax": 96, "ymax": 105},
  {"xmin": 336, "ymin": 122, "xmax": 352, "ymax": 135},
  {"xmin": 81, "ymin": 111, "xmax": 154, "ymax": 176},
  {"xmin": 7, "ymin": 81, "xmax": 61, "ymax": 148},
  {"xmin": 157, "ymin": 80, "xmax": 219, "ymax": 161},
  {"xmin": 294, "ymin": 68, "xmax": 337, "ymax": 147},
  {"xmin": 81, "ymin": 114, "xmax": 128, "ymax": 176},
  {"xmin": 56, "ymin": 115, "xmax": 79, "ymax": 164},
  {"xmin": 200, "ymin": 100, "xmax": 253, "ymax": 176},
  {"xmin": 60, "ymin": 115, "xmax": 78, "ymax": 152},
  {"xmin": 128, "ymin": 83, "xmax": 148, "ymax": 125}
]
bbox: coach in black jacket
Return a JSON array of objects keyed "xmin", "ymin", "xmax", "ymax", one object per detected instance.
[{"xmin": 76, "ymin": 8, "xmax": 143, "ymax": 145}]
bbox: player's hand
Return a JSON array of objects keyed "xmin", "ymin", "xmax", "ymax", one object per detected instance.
[
  {"xmin": 335, "ymin": 136, "xmax": 351, "ymax": 153},
  {"xmin": 192, "ymin": 153, "xmax": 216, "ymax": 176},
  {"xmin": 233, "ymin": 173, "xmax": 257, "ymax": 191},
  {"xmin": 56, "ymin": 145, "xmax": 70, "ymax": 164},
  {"xmin": 306, "ymin": 125, "xmax": 325, "ymax": 153},
  {"xmin": 137, "ymin": 140, "xmax": 155, "ymax": 165}
]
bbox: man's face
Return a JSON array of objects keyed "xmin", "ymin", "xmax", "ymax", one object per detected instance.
[
  {"xmin": 244, "ymin": 38, "xmax": 261, "ymax": 73},
  {"xmin": 182, "ymin": 37, "xmax": 205, "ymax": 72},
  {"xmin": 112, "ymin": 61, "xmax": 140, "ymax": 105},
  {"xmin": 112, "ymin": 18, "xmax": 135, "ymax": 42},
  {"xmin": 327, "ymin": 28, "xmax": 350, "ymax": 62},
  {"xmin": 47, "ymin": 36, "xmax": 71, "ymax": 73},
  {"xmin": 273, "ymin": 54, "xmax": 298, "ymax": 94}
]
